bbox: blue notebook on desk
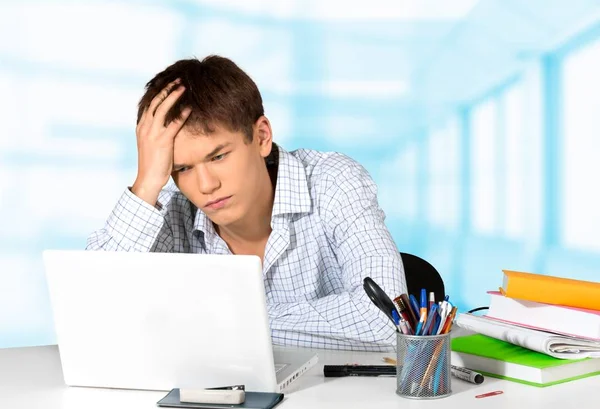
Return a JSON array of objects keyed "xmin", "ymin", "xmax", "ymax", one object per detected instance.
[{"xmin": 157, "ymin": 389, "xmax": 284, "ymax": 409}]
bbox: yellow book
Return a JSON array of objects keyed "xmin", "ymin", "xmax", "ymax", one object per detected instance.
[{"xmin": 500, "ymin": 270, "xmax": 600, "ymax": 311}]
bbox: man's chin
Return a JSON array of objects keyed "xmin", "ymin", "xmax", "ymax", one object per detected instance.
[{"xmin": 205, "ymin": 211, "xmax": 239, "ymax": 229}]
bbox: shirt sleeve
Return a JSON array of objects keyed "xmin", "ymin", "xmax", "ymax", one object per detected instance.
[
  {"xmin": 85, "ymin": 188, "xmax": 174, "ymax": 252},
  {"xmin": 267, "ymin": 156, "xmax": 407, "ymax": 351}
]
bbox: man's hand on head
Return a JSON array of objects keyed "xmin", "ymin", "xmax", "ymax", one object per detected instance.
[{"xmin": 132, "ymin": 79, "xmax": 192, "ymax": 206}]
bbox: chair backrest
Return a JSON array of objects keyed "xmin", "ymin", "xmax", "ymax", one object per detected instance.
[{"xmin": 400, "ymin": 252, "xmax": 445, "ymax": 303}]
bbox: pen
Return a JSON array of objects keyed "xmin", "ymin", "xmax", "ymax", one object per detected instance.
[
  {"xmin": 435, "ymin": 302, "xmax": 449, "ymax": 335},
  {"xmin": 432, "ymin": 311, "xmax": 442, "ymax": 335},
  {"xmin": 392, "ymin": 309, "xmax": 413, "ymax": 335},
  {"xmin": 391, "ymin": 310, "xmax": 406, "ymax": 334},
  {"xmin": 415, "ymin": 316, "xmax": 424, "ymax": 336},
  {"xmin": 451, "ymin": 365, "xmax": 484, "ymax": 384},
  {"xmin": 323, "ymin": 365, "xmax": 396, "ymax": 377},
  {"xmin": 421, "ymin": 304, "xmax": 439, "ymax": 336},
  {"xmin": 429, "ymin": 292, "xmax": 435, "ymax": 310},
  {"xmin": 441, "ymin": 306, "xmax": 458, "ymax": 334},
  {"xmin": 400, "ymin": 293, "xmax": 418, "ymax": 328},
  {"xmin": 409, "ymin": 294, "xmax": 420, "ymax": 323},
  {"xmin": 419, "ymin": 289, "xmax": 428, "ymax": 330},
  {"xmin": 399, "ymin": 319, "xmax": 412, "ymax": 335},
  {"xmin": 393, "ymin": 296, "xmax": 414, "ymax": 333}
]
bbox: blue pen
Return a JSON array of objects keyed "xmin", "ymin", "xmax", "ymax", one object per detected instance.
[
  {"xmin": 409, "ymin": 294, "xmax": 420, "ymax": 320},
  {"xmin": 432, "ymin": 313, "xmax": 442, "ymax": 335},
  {"xmin": 415, "ymin": 320, "xmax": 423, "ymax": 336},
  {"xmin": 422, "ymin": 304, "xmax": 438, "ymax": 336},
  {"xmin": 444, "ymin": 295, "xmax": 449, "ymax": 302},
  {"xmin": 391, "ymin": 309, "xmax": 401, "ymax": 332},
  {"xmin": 419, "ymin": 289, "xmax": 427, "ymax": 322},
  {"xmin": 392, "ymin": 310, "xmax": 411, "ymax": 335}
]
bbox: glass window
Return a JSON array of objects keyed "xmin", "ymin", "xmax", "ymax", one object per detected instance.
[
  {"xmin": 502, "ymin": 84, "xmax": 525, "ymax": 238},
  {"xmin": 470, "ymin": 99, "xmax": 498, "ymax": 234},
  {"xmin": 427, "ymin": 117, "xmax": 460, "ymax": 229},
  {"xmin": 561, "ymin": 38, "xmax": 600, "ymax": 251},
  {"xmin": 379, "ymin": 144, "xmax": 418, "ymax": 220}
]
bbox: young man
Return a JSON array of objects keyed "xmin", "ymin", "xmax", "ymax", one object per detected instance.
[{"xmin": 87, "ymin": 56, "xmax": 407, "ymax": 351}]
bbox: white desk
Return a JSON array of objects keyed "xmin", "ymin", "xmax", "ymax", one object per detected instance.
[{"xmin": 0, "ymin": 345, "xmax": 597, "ymax": 409}]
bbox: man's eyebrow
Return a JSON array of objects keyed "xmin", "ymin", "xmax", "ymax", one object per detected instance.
[
  {"xmin": 172, "ymin": 143, "xmax": 232, "ymax": 170},
  {"xmin": 203, "ymin": 143, "xmax": 231, "ymax": 160},
  {"xmin": 172, "ymin": 162, "xmax": 190, "ymax": 171}
]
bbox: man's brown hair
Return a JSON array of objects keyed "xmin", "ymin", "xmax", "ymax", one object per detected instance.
[{"xmin": 137, "ymin": 55, "xmax": 264, "ymax": 141}]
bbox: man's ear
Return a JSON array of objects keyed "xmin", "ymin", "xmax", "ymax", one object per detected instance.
[{"xmin": 253, "ymin": 116, "xmax": 273, "ymax": 158}]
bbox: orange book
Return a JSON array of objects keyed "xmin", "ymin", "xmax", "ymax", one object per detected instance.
[{"xmin": 500, "ymin": 270, "xmax": 600, "ymax": 311}]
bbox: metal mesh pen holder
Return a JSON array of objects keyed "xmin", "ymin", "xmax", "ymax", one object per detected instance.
[{"xmin": 396, "ymin": 332, "xmax": 452, "ymax": 399}]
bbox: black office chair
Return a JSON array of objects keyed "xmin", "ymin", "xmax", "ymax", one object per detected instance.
[{"xmin": 400, "ymin": 252, "xmax": 445, "ymax": 303}]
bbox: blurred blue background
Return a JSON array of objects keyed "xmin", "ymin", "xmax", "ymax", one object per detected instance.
[{"xmin": 1, "ymin": 0, "xmax": 600, "ymax": 348}]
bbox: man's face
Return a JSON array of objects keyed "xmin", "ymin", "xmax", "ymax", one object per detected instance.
[{"xmin": 171, "ymin": 122, "xmax": 271, "ymax": 227}]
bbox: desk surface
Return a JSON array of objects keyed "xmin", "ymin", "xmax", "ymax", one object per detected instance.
[{"xmin": 1, "ymin": 345, "xmax": 597, "ymax": 409}]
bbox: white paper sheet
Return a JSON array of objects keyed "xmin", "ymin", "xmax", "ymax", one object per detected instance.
[{"xmin": 455, "ymin": 313, "xmax": 600, "ymax": 359}]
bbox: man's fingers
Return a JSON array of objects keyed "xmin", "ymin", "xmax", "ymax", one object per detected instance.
[
  {"xmin": 153, "ymin": 85, "xmax": 186, "ymax": 124},
  {"xmin": 163, "ymin": 107, "xmax": 192, "ymax": 139},
  {"xmin": 145, "ymin": 84, "xmax": 186, "ymax": 139},
  {"xmin": 147, "ymin": 78, "xmax": 181, "ymax": 118},
  {"xmin": 136, "ymin": 79, "xmax": 180, "ymax": 136},
  {"xmin": 136, "ymin": 109, "xmax": 149, "ymax": 136}
]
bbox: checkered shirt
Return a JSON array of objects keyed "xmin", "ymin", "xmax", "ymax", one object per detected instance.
[{"xmin": 86, "ymin": 145, "xmax": 407, "ymax": 351}]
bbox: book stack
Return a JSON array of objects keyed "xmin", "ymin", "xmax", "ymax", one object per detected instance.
[{"xmin": 451, "ymin": 270, "xmax": 600, "ymax": 387}]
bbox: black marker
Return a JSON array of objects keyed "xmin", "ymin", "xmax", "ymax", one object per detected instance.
[
  {"xmin": 451, "ymin": 365, "xmax": 484, "ymax": 384},
  {"xmin": 324, "ymin": 365, "xmax": 396, "ymax": 377}
]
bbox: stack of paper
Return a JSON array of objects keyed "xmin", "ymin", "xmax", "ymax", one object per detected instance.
[
  {"xmin": 453, "ymin": 270, "xmax": 600, "ymax": 386},
  {"xmin": 461, "ymin": 270, "xmax": 600, "ymax": 356},
  {"xmin": 486, "ymin": 291, "xmax": 600, "ymax": 340},
  {"xmin": 455, "ymin": 313, "xmax": 600, "ymax": 359}
]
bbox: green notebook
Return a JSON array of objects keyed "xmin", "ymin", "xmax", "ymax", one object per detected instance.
[{"xmin": 451, "ymin": 334, "xmax": 600, "ymax": 387}]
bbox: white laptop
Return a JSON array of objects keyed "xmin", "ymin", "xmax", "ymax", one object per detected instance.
[{"xmin": 42, "ymin": 250, "xmax": 318, "ymax": 393}]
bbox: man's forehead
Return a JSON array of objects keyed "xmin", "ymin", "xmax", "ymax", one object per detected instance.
[
  {"xmin": 173, "ymin": 126, "xmax": 241, "ymax": 157},
  {"xmin": 176, "ymin": 126, "xmax": 238, "ymax": 143}
]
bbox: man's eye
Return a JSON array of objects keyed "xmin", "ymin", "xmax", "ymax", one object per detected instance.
[
  {"xmin": 175, "ymin": 167, "xmax": 190, "ymax": 173},
  {"xmin": 212, "ymin": 153, "xmax": 228, "ymax": 162}
]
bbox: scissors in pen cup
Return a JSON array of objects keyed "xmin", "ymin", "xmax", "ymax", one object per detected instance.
[{"xmin": 363, "ymin": 277, "xmax": 398, "ymax": 326}]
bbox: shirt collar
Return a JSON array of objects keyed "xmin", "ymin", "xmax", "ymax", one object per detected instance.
[
  {"xmin": 193, "ymin": 205, "xmax": 215, "ymax": 236},
  {"xmin": 192, "ymin": 144, "xmax": 312, "ymax": 235},
  {"xmin": 271, "ymin": 144, "xmax": 312, "ymax": 217}
]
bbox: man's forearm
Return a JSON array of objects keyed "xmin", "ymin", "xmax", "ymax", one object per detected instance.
[
  {"xmin": 267, "ymin": 292, "xmax": 397, "ymax": 351},
  {"xmin": 85, "ymin": 188, "xmax": 174, "ymax": 252}
]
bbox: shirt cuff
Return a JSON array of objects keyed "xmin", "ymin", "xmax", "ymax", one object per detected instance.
[{"xmin": 104, "ymin": 188, "xmax": 168, "ymax": 251}]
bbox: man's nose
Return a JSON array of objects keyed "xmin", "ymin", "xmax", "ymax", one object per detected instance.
[{"xmin": 195, "ymin": 165, "xmax": 220, "ymax": 194}]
